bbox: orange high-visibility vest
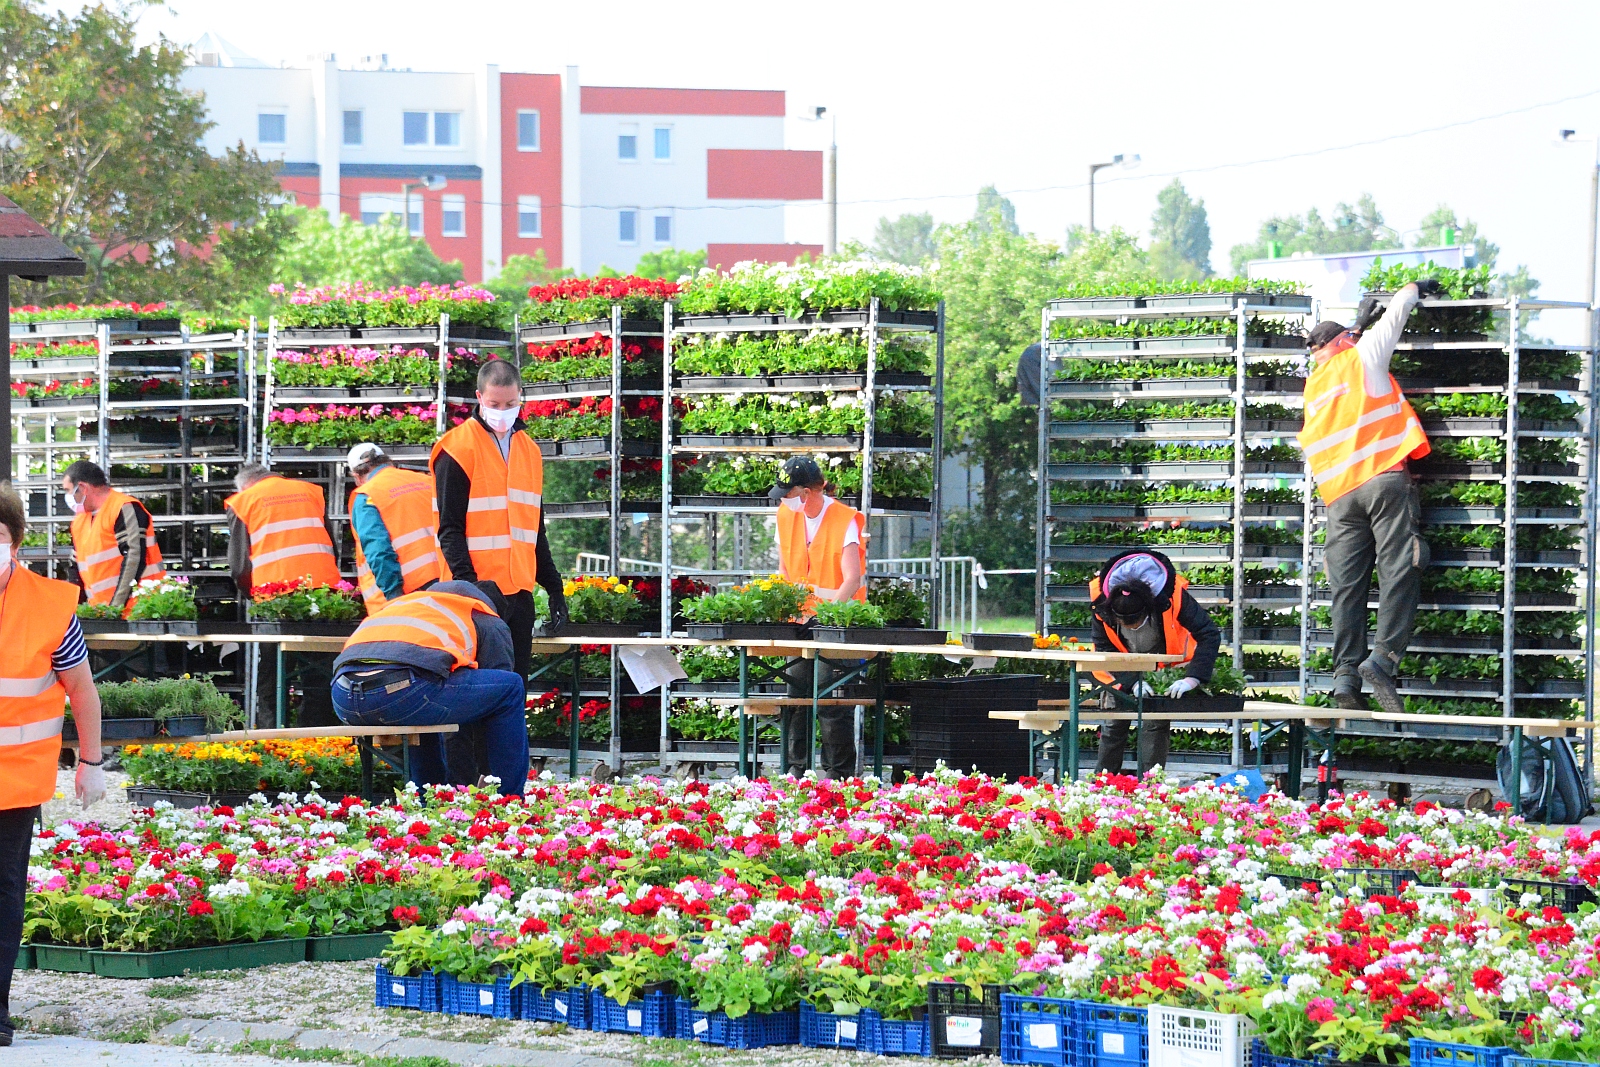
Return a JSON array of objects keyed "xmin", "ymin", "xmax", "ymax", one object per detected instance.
[
  {"xmin": 71, "ymin": 488, "xmax": 165, "ymax": 609},
  {"xmin": 0, "ymin": 567, "xmax": 78, "ymax": 808},
  {"xmin": 350, "ymin": 465, "xmax": 448, "ymax": 609},
  {"xmin": 1299, "ymin": 336, "xmax": 1430, "ymax": 505},
  {"xmin": 341, "ymin": 590, "xmax": 490, "ymax": 671},
  {"xmin": 1090, "ymin": 572, "xmax": 1197, "ymax": 685},
  {"xmin": 431, "ymin": 419, "xmax": 543, "ymax": 594},
  {"xmin": 224, "ymin": 475, "xmax": 341, "ymax": 590},
  {"xmin": 777, "ymin": 500, "xmax": 868, "ymax": 607}
]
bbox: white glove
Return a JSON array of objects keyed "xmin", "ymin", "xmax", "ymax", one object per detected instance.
[
  {"xmin": 1132, "ymin": 681, "xmax": 1155, "ymax": 697},
  {"xmin": 75, "ymin": 761, "xmax": 105, "ymax": 809},
  {"xmin": 1165, "ymin": 676, "xmax": 1202, "ymax": 699}
]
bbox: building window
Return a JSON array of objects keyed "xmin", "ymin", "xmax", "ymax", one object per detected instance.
[
  {"xmin": 653, "ymin": 126, "xmax": 672, "ymax": 161},
  {"xmin": 403, "ymin": 111, "xmax": 428, "ymax": 146},
  {"xmin": 618, "ymin": 210, "xmax": 638, "ymax": 244},
  {"xmin": 517, "ymin": 110, "xmax": 540, "ymax": 151},
  {"xmin": 617, "ymin": 124, "xmax": 638, "ymax": 161},
  {"xmin": 433, "ymin": 111, "xmax": 460, "ymax": 147},
  {"xmin": 407, "ymin": 199, "xmax": 422, "ymax": 236},
  {"xmin": 258, "ymin": 111, "xmax": 286, "ymax": 145},
  {"xmin": 342, "ymin": 110, "xmax": 363, "ymax": 146},
  {"xmin": 359, "ymin": 194, "xmax": 400, "ymax": 227},
  {"xmin": 517, "ymin": 196, "xmax": 542, "ymax": 238},
  {"xmin": 653, "ymin": 213, "xmax": 673, "ymax": 244},
  {"xmin": 440, "ymin": 195, "xmax": 466, "ymax": 237}
]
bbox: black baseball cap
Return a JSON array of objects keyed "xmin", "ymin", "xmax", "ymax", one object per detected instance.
[
  {"xmin": 768, "ymin": 456, "xmax": 825, "ymax": 501},
  {"xmin": 1307, "ymin": 321, "xmax": 1348, "ymax": 351}
]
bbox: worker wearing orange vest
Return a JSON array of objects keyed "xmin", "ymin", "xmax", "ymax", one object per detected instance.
[
  {"xmin": 346, "ymin": 443, "xmax": 448, "ymax": 610},
  {"xmin": 0, "ymin": 483, "xmax": 105, "ymax": 1042},
  {"xmin": 331, "ymin": 580, "xmax": 528, "ymax": 795},
  {"xmin": 1300, "ymin": 279, "xmax": 1439, "ymax": 714},
  {"xmin": 61, "ymin": 460, "xmax": 165, "ymax": 614},
  {"xmin": 1089, "ymin": 549, "xmax": 1221, "ymax": 776},
  {"xmin": 770, "ymin": 456, "xmax": 868, "ymax": 779},
  {"xmin": 224, "ymin": 463, "xmax": 342, "ymax": 595}
]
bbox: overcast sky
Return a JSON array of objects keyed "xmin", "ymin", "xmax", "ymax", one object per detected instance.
[{"xmin": 118, "ymin": 0, "xmax": 1600, "ymax": 321}]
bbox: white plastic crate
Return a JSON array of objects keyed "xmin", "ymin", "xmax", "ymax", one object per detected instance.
[{"xmin": 1147, "ymin": 1005, "xmax": 1255, "ymax": 1067}]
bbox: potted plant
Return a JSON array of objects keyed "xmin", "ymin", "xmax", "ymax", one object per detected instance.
[
  {"xmin": 75, "ymin": 602, "xmax": 128, "ymax": 634},
  {"xmin": 127, "ymin": 576, "xmax": 199, "ymax": 635},
  {"xmin": 536, "ymin": 576, "xmax": 656, "ymax": 638},
  {"xmin": 247, "ymin": 577, "xmax": 364, "ymax": 635},
  {"xmin": 809, "ymin": 599, "xmax": 947, "ymax": 646},
  {"xmin": 91, "ymin": 676, "xmax": 243, "ymax": 741},
  {"xmin": 680, "ymin": 577, "xmax": 810, "ymax": 641}
]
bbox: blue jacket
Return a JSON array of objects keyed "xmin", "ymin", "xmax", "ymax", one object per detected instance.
[
  {"xmin": 350, "ymin": 467, "xmax": 404, "ymax": 602},
  {"xmin": 332, "ymin": 580, "xmax": 516, "ymax": 679}
]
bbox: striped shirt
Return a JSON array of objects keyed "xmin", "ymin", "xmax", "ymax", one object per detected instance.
[{"xmin": 53, "ymin": 617, "xmax": 88, "ymax": 672}]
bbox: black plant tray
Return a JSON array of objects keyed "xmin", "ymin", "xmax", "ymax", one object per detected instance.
[
  {"xmin": 246, "ymin": 621, "xmax": 362, "ymax": 636},
  {"xmin": 350, "ymin": 385, "xmax": 438, "ymax": 399},
  {"xmin": 272, "ymin": 445, "xmax": 431, "ymax": 459},
  {"xmin": 672, "ymin": 681, "xmax": 788, "ymax": 695},
  {"xmin": 1050, "ymin": 376, "xmax": 1232, "ymax": 397},
  {"xmin": 523, "ymin": 376, "xmax": 660, "ymax": 397},
  {"xmin": 355, "ymin": 326, "xmax": 440, "ymax": 342},
  {"xmin": 804, "ymin": 308, "xmax": 939, "ymax": 328},
  {"xmin": 1530, "ymin": 679, "xmax": 1586, "ymax": 696},
  {"xmin": 1047, "ymin": 462, "xmax": 1235, "ymax": 480},
  {"xmin": 1240, "ymin": 584, "xmax": 1300, "ymax": 600},
  {"xmin": 162, "ymin": 716, "xmax": 209, "ymax": 738},
  {"xmin": 961, "ymin": 633, "xmax": 1034, "ymax": 652},
  {"xmin": 77, "ymin": 619, "xmax": 130, "ymax": 634},
  {"xmin": 677, "ymin": 434, "xmax": 768, "ymax": 447},
  {"xmin": 1242, "ymin": 419, "xmax": 1303, "ymax": 433},
  {"xmin": 769, "ymin": 434, "xmax": 859, "ymax": 448},
  {"xmin": 1050, "ymin": 543, "xmax": 1228, "ymax": 562},
  {"xmin": 1245, "ymin": 376, "xmax": 1306, "ymax": 393},
  {"xmin": 1241, "ymin": 627, "xmax": 1303, "ymax": 643},
  {"xmin": 446, "ymin": 326, "xmax": 514, "ymax": 343},
  {"xmin": 17, "ymin": 396, "xmax": 98, "ymax": 408},
  {"xmin": 683, "ymin": 623, "xmax": 807, "ymax": 641},
  {"xmin": 129, "ymin": 620, "xmax": 199, "ymax": 636},
  {"xmin": 1049, "ymin": 503, "xmax": 1232, "ymax": 521},
  {"xmin": 126, "ymin": 787, "xmax": 258, "ymax": 810},
  {"xmin": 26, "ymin": 317, "xmax": 181, "ymax": 336},
  {"xmin": 273, "ymin": 386, "xmax": 355, "ymax": 399},
  {"xmin": 519, "ymin": 318, "xmax": 663, "ymax": 340},
  {"xmin": 810, "ymin": 627, "xmax": 946, "ymax": 645},
  {"xmin": 100, "ymin": 718, "xmax": 159, "ymax": 739},
  {"xmin": 549, "ymin": 437, "xmax": 658, "ymax": 458},
  {"xmin": 276, "ymin": 328, "xmax": 356, "ymax": 342},
  {"xmin": 1049, "ymin": 419, "xmax": 1232, "ymax": 438},
  {"xmin": 1048, "ymin": 295, "xmax": 1144, "ymax": 310},
  {"xmin": 778, "ymin": 371, "xmax": 931, "ymax": 390},
  {"xmin": 1421, "ymin": 418, "xmax": 1505, "ymax": 434},
  {"xmin": 543, "ymin": 623, "xmax": 658, "ymax": 639},
  {"xmin": 675, "ymin": 312, "xmax": 787, "ymax": 328}
]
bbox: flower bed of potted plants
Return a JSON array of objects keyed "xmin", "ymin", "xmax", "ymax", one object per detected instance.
[
  {"xmin": 270, "ymin": 281, "xmax": 510, "ymax": 339},
  {"xmin": 673, "ymin": 261, "xmax": 938, "ymax": 321},
  {"xmin": 808, "ymin": 598, "xmax": 947, "ymax": 646},
  {"xmin": 524, "ymin": 691, "xmax": 657, "ymax": 751},
  {"xmin": 272, "ymin": 345, "xmax": 454, "ymax": 398},
  {"xmin": 74, "ymin": 602, "xmax": 129, "ymax": 633},
  {"xmin": 265, "ymin": 403, "xmax": 457, "ymax": 453},
  {"xmin": 9, "ymin": 299, "xmax": 179, "ymax": 334},
  {"xmin": 86, "ymin": 676, "xmax": 243, "ymax": 743},
  {"xmin": 247, "ymin": 577, "xmax": 364, "ymax": 634},
  {"xmin": 680, "ymin": 576, "xmax": 809, "ymax": 640},
  {"xmin": 125, "ymin": 576, "xmax": 200, "ymax": 635},
  {"xmin": 10, "ymin": 377, "xmax": 99, "ymax": 407},
  {"xmin": 521, "ymin": 275, "xmax": 677, "ymax": 330},
  {"xmin": 521, "ymin": 333, "xmax": 664, "ymax": 391},
  {"xmin": 10, "ymin": 338, "xmax": 100, "ymax": 364},
  {"xmin": 672, "ymin": 452, "xmax": 932, "ymax": 511},
  {"xmin": 520, "ymin": 396, "xmax": 661, "ymax": 445},
  {"xmin": 536, "ymin": 576, "xmax": 657, "ymax": 638}
]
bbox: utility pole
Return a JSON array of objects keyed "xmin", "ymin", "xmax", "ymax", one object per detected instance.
[{"xmin": 824, "ymin": 109, "xmax": 837, "ymax": 256}]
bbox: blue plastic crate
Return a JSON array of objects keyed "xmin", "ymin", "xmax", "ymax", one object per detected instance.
[
  {"xmin": 1251, "ymin": 1037, "xmax": 1329, "ymax": 1067},
  {"xmin": 519, "ymin": 983, "xmax": 590, "ymax": 1028},
  {"xmin": 590, "ymin": 989, "xmax": 674, "ymax": 1037},
  {"xmin": 439, "ymin": 974, "xmax": 516, "ymax": 1018},
  {"xmin": 1507, "ymin": 1058, "xmax": 1595, "ymax": 1067},
  {"xmin": 1073, "ymin": 1001, "xmax": 1147, "ymax": 1067},
  {"xmin": 863, "ymin": 1010, "xmax": 933, "ymax": 1057},
  {"xmin": 675, "ymin": 996, "xmax": 800, "ymax": 1049},
  {"xmin": 1000, "ymin": 994, "xmax": 1071, "ymax": 1066},
  {"xmin": 1411, "ymin": 1039, "xmax": 1516, "ymax": 1067},
  {"xmin": 374, "ymin": 965, "xmax": 440, "ymax": 1012},
  {"xmin": 801, "ymin": 1001, "xmax": 864, "ymax": 1051}
]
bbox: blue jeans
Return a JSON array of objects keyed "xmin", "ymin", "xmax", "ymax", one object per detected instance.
[{"xmin": 332, "ymin": 667, "xmax": 529, "ymax": 796}]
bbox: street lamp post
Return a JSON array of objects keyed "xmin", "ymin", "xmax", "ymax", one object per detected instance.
[
  {"xmin": 1559, "ymin": 131, "xmax": 1599, "ymax": 310},
  {"xmin": 806, "ymin": 106, "xmax": 837, "ymax": 256},
  {"xmin": 401, "ymin": 174, "xmax": 449, "ymax": 239},
  {"xmin": 1087, "ymin": 153, "xmax": 1140, "ymax": 233}
]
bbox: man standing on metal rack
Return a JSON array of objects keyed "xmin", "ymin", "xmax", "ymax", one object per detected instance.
[
  {"xmin": 225, "ymin": 463, "xmax": 342, "ymax": 727},
  {"xmin": 432, "ymin": 358, "xmax": 567, "ymax": 781},
  {"xmin": 345, "ymin": 443, "xmax": 447, "ymax": 609},
  {"xmin": 1300, "ymin": 279, "xmax": 1440, "ymax": 714},
  {"xmin": 61, "ymin": 460, "xmax": 165, "ymax": 615}
]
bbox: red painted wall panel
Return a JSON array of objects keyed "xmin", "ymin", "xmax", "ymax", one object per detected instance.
[
  {"xmin": 277, "ymin": 176, "xmax": 321, "ymax": 205},
  {"xmin": 705, "ymin": 150, "xmax": 823, "ymax": 201},
  {"xmin": 500, "ymin": 72, "xmax": 564, "ymax": 272},
  {"xmin": 706, "ymin": 243, "xmax": 825, "ymax": 272},
  {"xmin": 582, "ymin": 86, "xmax": 785, "ymax": 117}
]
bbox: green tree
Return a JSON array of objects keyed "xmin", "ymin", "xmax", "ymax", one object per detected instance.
[
  {"xmin": 483, "ymin": 250, "xmax": 573, "ymax": 315},
  {"xmin": 0, "ymin": 0, "xmax": 284, "ymax": 307},
  {"xmin": 974, "ymin": 186, "xmax": 1019, "ymax": 235},
  {"xmin": 870, "ymin": 212, "xmax": 937, "ymax": 265},
  {"xmin": 1148, "ymin": 179, "xmax": 1211, "ymax": 281},
  {"xmin": 271, "ymin": 207, "xmax": 463, "ymax": 288},
  {"xmin": 1227, "ymin": 193, "xmax": 1399, "ymax": 273},
  {"xmin": 1412, "ymin": 205, "xmax": 1538, "ymax": 299},
  {"xmin": 633, "ymin": 247, "xmax": 707, "ymax": 281}
]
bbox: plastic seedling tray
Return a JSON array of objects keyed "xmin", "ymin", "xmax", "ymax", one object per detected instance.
[
  {"xmin": 101, "ymin": 718, "xmax": 158, "ymax": 739},
  {"xmin": 307, "ymin": 932, "xmax": 393, "ymax": 962},
  {"xmin": 77, "ymin": 619, "xmax": 130, "ymax": 634},
  {"xmin": 1049, "ymin": 295, "xmax": 1144, "ymax": 310},
  {"xmin": 1051, "ymin": 377, "xmax": 1233, "ymax": 397},
  {"xmin": 1533, "ymin": 679, "xmax": 1586, "ymax": 695},
  {"xmin": 676, "ymin": 312, "xmax": 786, "ymax": 329},
  {"xmin": 519, "ymin": 317, "xmax": 662, "ymax": 340},
  {"xmin": 33, "ymin": 944, "xmax": 97, "ymax": 973},
  {"xmin": 273, "ymin": 386, "xmax": 355, "ymax": 399},
  {"xmin": 769, "ymin": 434, "xmax": 860, "ymax": 448},
  {"xmin": 677, "ymin": 434, "xmax": 770, "ymax": 448},
  {"xmin": 125, "ymin": 787, "xmax": 256, "ymax": 809},
  {"xmin": 683, "ymin": 623, "xmax": 807, "ymax": 641},
  {"xmin": 810, "ymin": 626, "xmax": 947, "ymax": 645},
  {"xmin": 546, "ymin": 622, "xmax": 657, "ymax": 639},
  {"xmin": 1241, "ymin": 461, "xmax": 1303, "ymax": 475},
  {"xmin": 1240, "ymin": 503, "xmax": 1302, "ymax": 518},
  {"xmin": 961, "ymin": 632, "xmax": 1035, "ymax": 652},
  {"xmin": 355, "ymin": 326, "xmax": 439, "ymax": 342},
  {"xmin": 350, "ymin": 385, "xmax": 437, "ymax": 399},
  {"xmin": 277, "ymin": 328, "xmax": 357, "ymax": 342},
  {"xmin": 1422, "ymin": 417, "xmax": 1506, "ymax": 434},
  {"xmin": 1419, "ymin": 506, "xmax": 1503, "ymax": 523},
  {"xmin": 1052, "ymin": 339, "xmax": 1139, "ymax": 354},
  {"xmin": 1243, "ymin": 376, "xmax": 1306, "ymax": 394},
  {"xmin": 1242, "ymin": 419, "xmax": 1304, "ymax": 433},
  {"xmin": 94, "ymin": 938, "xmax": 310, "ymax": 979},
  {"xmin": 1241, "ymin": 545, "xmax": 1301, "ymax": 560},
  {"xmin": 1240, "ymin": 627, "xmax": 1302, "ymax": 643},
  {"xmin": 446, "ymin": 325, "xmax": 513, "ymax": 343},
  {"xmin": 161, "ymin": 716, "xmax": 208, "ymax": 738},
  {"xmin": 129, "ymin": 620, "xmax": 199, "ymax": 636},
  {"xmin": 247, "ymin": 620, "xmax": 361, "ymax": 636},
  {"xmin": 1503, "ymin": 878, "xmax": 1598, "ymax": 912}
]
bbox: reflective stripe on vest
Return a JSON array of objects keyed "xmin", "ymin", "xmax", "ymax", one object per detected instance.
[
  {"xmin": 1089, "ymin": 572, "xmax": 1196, "ymax": 686},
  {"xmin": 776, "ymin": 500, "xmax": 868, "ymax": 610},
  {"xmin": 1298, "ymin": 340, "xmax": 1430, "ymax": 505},
  {"xmin": 431, "ymin": 419, "xmax": 544, "ymax": 593},
  {"xmin": 0, "ymin": 568, "xmax": 79, "ymax": 808},
  {"xmin": 350, "ymin": 465, "xmax": 449, "ymax": 610},
  {"xmin": 70, "ymin": 488, "xmax": 166, "ymax": 610},
  {"xmin": 342, "ymin": 590, "xmax": 487, "ymax": 670},
  {"xmin": 224, "ymin": 476, "xmax": 342, "ymax": 589}
]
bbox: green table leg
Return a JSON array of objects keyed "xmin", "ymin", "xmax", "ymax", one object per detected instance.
[
  {"xmin": 569, "ymin": 646, "xmax": 581, "ymax": 779},
  {"xmin": 1511, "ymin": 726, "xmax": 1524, "ymax": 816},
  {"xmin": 1286, "ymin": 722, "xmax": 1304, "ymax": 798},
  {"xmin": 1066, "ymin": 663, "xmax": 1080, "ymax": 782},
  {"xmin": 873, "ymin": 653, "xmax": 886, "ymax": 779},
  {"xmin": 738, "ymin": 648, "xmax": 750, "ymax": 779},
  {"xmin": 275, "ymin": 643, "xmax": 287, "ymax": 729}
]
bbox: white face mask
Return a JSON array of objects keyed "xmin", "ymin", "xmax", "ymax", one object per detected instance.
[
  {"xmin": 68, "ymin": 487, "xmax": 86, "ymax": 515},
  {"xmin": 0, "ymin": 544, "xmax": 13, "ymax": 580},
  {"xmin": 481, "ymin": 405, "xmax": 519, "ymax": 433},
  {"xmin": 782, "ymin": 495, "xmax": 805, "ymax": 513}
]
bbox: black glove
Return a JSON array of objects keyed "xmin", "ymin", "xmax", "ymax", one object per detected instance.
[
  {"xmin": 1412, "ymin": 278, "xmax": 1444, "ymax": 298},
  {"xmin": 473, "ymin": 579, "xmax": 510, "ymax": 618},
  {"xmin": 544, "ymin": 593, "xmax": 568, "ymax": 634},
  {"xmin": 1354, "ymin": 296, "xmax": 1385, "ymax": 333}
]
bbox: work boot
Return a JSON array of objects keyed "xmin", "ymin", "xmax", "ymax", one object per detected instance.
[
  {"xmin": 1330, "ymin": 673, "xmax": 1365, "ymax": 711},
  {"xmin": 1358, "ymin": 652, "xmax": 1405, "ymax": 715}
]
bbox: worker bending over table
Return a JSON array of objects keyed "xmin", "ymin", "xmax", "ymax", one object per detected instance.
[
  {"xmin": 330, "ymin": 580, "xmax": 529, "ymax": 796},
  {"xmin": 0, "ymin": 483, "xmax": 105, "ymax": 1045},
  {"xmin": 1089, "ymin": 548, "xmax": 1221, "ymax": 775},
  {"xmin": 771, "ymin": 456, "xmax": 867, "ymax": 779},
  {"xmin": 346, "ymin": 443, "xmax": 447, "ymax": 609},
  {"xmin": 432, "ymin": 358, "xmax": 567, "ymax": 782},
  {"xmin": 62, "ymin": 460, "xmax": 165, "ymax": 615},
  {"xmin": 226, "ymin": 463, "xmax": 342, "ymax": 727},
  {"xmin": 1300, "ymin": 280, "xmax": 1437, "ymax": 713}
]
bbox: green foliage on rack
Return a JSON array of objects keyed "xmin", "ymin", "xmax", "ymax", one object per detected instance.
[
  {"xmin": 1051, "ymin": 400, "xmax": 1234, "ymax": 421},
  {"xmin": 1362, "ymin": 260, "xmax": 1493, "ymax": 298},
  {"xmin": 1054, "ymin": 277, "xmax": 1305, "ymax": 300},
  {"xmin": 1054, "ymin": 524, "xmax": 1232, "ymax": 546},
  {"xmin": 674, "ymin": 261, "xmax": 940, "ymax": 316},
  {"xmin": 677, "ymin": 393, "xmax": 932, "ymax": 438},
  {"xmin": 1054, "ymin": 358, "xmax": 1231, "ymax": 380},
  {"xmin": 1050, "ymin": 443, "xmax": 1299, "ymax": 465},
  {"xmin": 673, "ymin": 331, "xmax": 928, "ymax": 376},
  {"xmin": 273, "ymin": 347, "xmax": 440, "ymax": 388},
  {"xmin": 1421, "ymin": 482, "xmax": 1580, "ymax": 508},
  {"xmin": 811, "ymin": 600, "xmax": 887, "ymax": 628},
  {"xmin": 868, "ymin": 581, "xmax": 929, "ymax": 627},
  {"xmin": 1051, "ymin": 317, "xmax": 1293, "ymax": 340},
  {"xmin": 1430, "ymin": 437, "xmax": 1504, "ymax": 462},
  {"xmin": 680, "ymin": 453, "xmax": 931, "ymax": 500}
]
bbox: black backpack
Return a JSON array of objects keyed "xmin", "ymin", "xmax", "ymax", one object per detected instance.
[{"xmin": 1497, "ymin": 738, "xmax": 1594, "ymax": 824}]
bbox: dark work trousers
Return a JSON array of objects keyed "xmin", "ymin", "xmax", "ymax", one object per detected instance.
[
  {"xmin": 1324, "ymin": 470, "xmax": 1429, "ymax": 689},
  {"xmin": 0, "ymin": 805, "xmax": 38, "ymax": 1038},
  {"xmin": 1096, "ymin": 719, "xmax": 1171, "ymax": 777},
  {"xmin": 447, "ymin": 589, "xmax": 535, "ymax": 784},
  {"xmin": 783, "ymin": 658, "xmax": 858, "ymax": 779}
]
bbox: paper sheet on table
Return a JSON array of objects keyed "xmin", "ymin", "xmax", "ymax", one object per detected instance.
[{"xmin": 617, "ymin": 645, "xmax": 688, "ymax": 693}]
